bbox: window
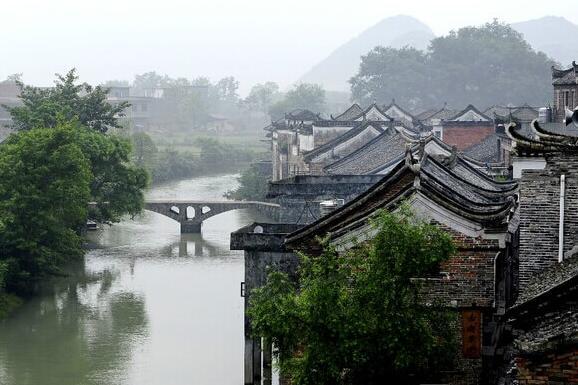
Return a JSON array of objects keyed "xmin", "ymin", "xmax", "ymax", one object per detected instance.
[{"xmin": 565, "ymin": 91, "xmax": 570, "ymax": 107}]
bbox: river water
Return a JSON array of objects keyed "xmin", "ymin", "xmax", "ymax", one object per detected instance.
[{"xmin": 0, "ymin": 174, "xmax": 268, "ymax": 385}]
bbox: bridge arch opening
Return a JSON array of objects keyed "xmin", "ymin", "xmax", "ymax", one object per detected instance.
[
  {"xmin": 186, "ymin": 206, "xmax": 196, "ymax": 220},
  {"xmin": 170, "ymin": 206, "xmax": 180, "ymax": 215}
]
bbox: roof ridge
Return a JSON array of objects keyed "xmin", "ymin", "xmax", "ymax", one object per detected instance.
[
  {"xmin": 447, "ymin": 104, "xmax": 492, "ymax": 121},
  {"xmin": 303, "ymin": 121, "xmax": 387, "ymax": 161},
  {"xmin": 323, "ymin": 128, "xmax": 405, "ymax": 171},
  {"xmin": 425, "ymin": 152, "xmax": 518, "ymax": 193},
  {"xmin": 382, "ymin": 99, "xmax": 416, "ymax": 121},
  {"xmin": 331, "ymin": 103, "xmax": 363, "ymax": 121}
]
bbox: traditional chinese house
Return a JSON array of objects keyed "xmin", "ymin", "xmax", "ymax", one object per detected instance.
[
  {"xmin": 502, "ymin": 120, "xmax": 578, "ymax": 385},
  {"xmin": 284, "ymin": 148, "xmax": 519, "ymax": 385}
]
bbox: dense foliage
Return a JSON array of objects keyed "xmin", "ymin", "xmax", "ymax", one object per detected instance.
[
  {"xmin": 0, "ymin": 71, "xmax": 148, "ymax": 312},
  {"xmin": 243, "ymin": 82, "xmax": 280, "ymax": 113},
  {"xmin": 130, "ymin": 133, "xmax": 257, "ymax": 185},
  {"xmin": 269, "ymin": 83, "xmax": 326, "ymax": 120},
  {"xmin": 7, "ymin": 69, "xmax": 128, "ymax": 132},
  {"xmin": 248, "ymin": 208, "xmax": 458, "ymax": 385},
  {"xmin": 225, "ymin": 165, "xmax": 269, "ymax": 201},
  {"xmin": 350, "ymin": 21, "xmax": 556, "ymax": 109},
  {"xmin": 125, "ymin": 71, "xmax": 249, "ymax": 131},
  {"xmin": 0, "ymin": 125, "xmax": 92, "ymax": 293}
]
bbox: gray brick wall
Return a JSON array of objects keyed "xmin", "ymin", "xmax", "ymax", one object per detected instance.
[{"xmin": 518, "ymin": 154, "xmax": 578, "ymax": 290}]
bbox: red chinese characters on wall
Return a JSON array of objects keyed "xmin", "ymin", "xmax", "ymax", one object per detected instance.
[{"xmin": 462, "ymin": 310, "xmax": 481, "ymax": 359}]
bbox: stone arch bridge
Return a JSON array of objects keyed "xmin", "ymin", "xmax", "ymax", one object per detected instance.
[{"xmin": 145, "ymin": 200, "xmax": 279, "ymax": 233}]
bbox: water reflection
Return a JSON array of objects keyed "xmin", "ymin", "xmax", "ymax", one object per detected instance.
[
  {"xmin": 0, "ymin": 174, "xmax": 269, "ymax": 385},
  {"xmin": 0, "ymin": 259, "xmax": 148, "ymax": 385},
  {"xmin": 162, "ymin": 234, "xmax": 222, "ymax": 258}
]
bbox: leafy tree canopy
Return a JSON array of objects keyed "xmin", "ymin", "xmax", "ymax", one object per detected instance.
[
  {"xmin": 225, "ymin": 165, "xmax": 269, "ymax": 200},
  {"xmin": 7, "ymin": 69, "xmax": 129, "ymax": 133},
  {"xmin": 243, "ymin": 82, "xmax": 280, "ymax": 113},
  {"xmin": 0, "ymin": 124, "xmax": 92, "ymax": 292},
  {"xmin": 350, "ymin": 21, "xmax": 556, "ymax": 109},
  {"xmin": 6, "ymin": 70, "xmax": 148, "ymax": 223},
  {"xmin": 248, "ymin": 207, "xmax": 458, "ymax": 385},
  {"xmin": 269, "ymin": 83, "xmax": 326, "ymax": 120}
]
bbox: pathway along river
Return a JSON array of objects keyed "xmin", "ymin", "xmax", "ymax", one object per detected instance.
[{"xmin": 0, "ymin": 174, "xmax": 271, "ymax": 385}]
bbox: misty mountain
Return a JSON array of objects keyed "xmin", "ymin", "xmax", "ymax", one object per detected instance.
[
  {"xmin": 298, "ymin": 15, "xmax": 435, "ymax": 92},
  {"xmin": 512, "ymin": 16, "xmax": 578, "ymax": 67}
]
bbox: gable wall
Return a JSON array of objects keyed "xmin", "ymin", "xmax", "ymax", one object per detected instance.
[
  {"xmin": 518, "ymin": 154, "xmax": 578, "ymax": 291},
  {"xmin": 442, "ymin": 122, "xmax": 495, "ymax": 150}
]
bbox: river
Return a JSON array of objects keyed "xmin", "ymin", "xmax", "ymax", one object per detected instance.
[{"xmin": 0, "ymin": 174, "xmax": 270, "ymax": 385}]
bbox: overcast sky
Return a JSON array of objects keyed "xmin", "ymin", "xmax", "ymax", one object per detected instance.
[{"xmin": 2, "ymin": 0, "xmax": 578, "ymax": 94}]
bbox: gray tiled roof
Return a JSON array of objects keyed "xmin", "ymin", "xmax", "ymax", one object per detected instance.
[
  {"xmin": 516, "ymin": 254, "xmax": 578, "ymax": 305},
  {"xmin": 286, "ymin": 151, "xmax": 518, "ymax": 248},
  {"xmin": 332, "ymin": 104, "xmax": 363, "ymax": 121},
  {"xmin": 324, "ymin": 130, "xmax": 408, "ymax": 175},
  {"xmin": 414, "ymin": 108, "xmax": 438, "ymax": 121},
  {"xmin": 493, "ymin": 105, "xmax": 539, "ymax": 123},
  {"xmin": 285, "ymin": 109, "xmax": 321, "ymax": 121},
  {"xmin": 515, "ymin": 307, "xmax": 578, "ymax": 353},
  {"xmin": 463, "ymin": 133, "xmax": 501, "ymax": 163},
  {"xmin": 303, "ymin": 121, "xmax": 386, "ymax": 161},
  {"xmin": 419, "ymin": 106, "xmax": 458, "ymax": 122},
  {"xmin": 484, "ymin": 105, "xmax": 511, "ymax": 117},
  {"xmin": 552, "ymin": 64, "xmax": 577, "ymax": 86},
  {"xmin": 447, "ymin": 104, "xmax": 492, "ymax": 121},
  {"xmin": 421, "ymin": 156, "xmax": 514, "ymax": 206},
  {"xmin": 451, "ymin": 156, "xmax": 515, "ymax": 192}
]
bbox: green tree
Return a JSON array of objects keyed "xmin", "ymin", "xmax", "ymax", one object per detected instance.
[
  {"xmin": 350, "ymin": 47, "xmax": 430, "ymax": 109},
  {"xmin": 226, "ymin": 166, "xmax": 269, "ymax": 200},
  {"xmin": 4, "ymin": 74, "xmax": 22, "ymax": 83},
  {"xmin": 79, "ymin": 128, "xmax": 148, "ymax": 223},
  {"xmin": 248, "ymin": 208, "xmax": 458, "ymax": 385},
  {"xmin": 0, "ymin": 124, "xmax": 92, "ymax": 293},
  {"xmin": 131, "ymin": 132, "xmax": 158, "ymax": 169},
  {"xmin": 244, "ymin": 82, "xmax": 280, "ymax": 113},
  {"xmin": 350, "ymin": 20, "xmax": 556, "ymax": 108},
  {"xmin": 269, "ymin": 83, "xmax": 326, "ymax": 120},
  {"xmin": 7, "ymin": 69, "xmax": 129, "ymax": 133},
  {"xmin": 6, "ymin": 71, "xmax": 148, "ymax": 224},
  {"xmin": 133, "ymin": 71, "xmax": 173, "ymax": 89},
  {"xmin": 214, "ymin": 76, "xmax": 240, "ymax": 104}
]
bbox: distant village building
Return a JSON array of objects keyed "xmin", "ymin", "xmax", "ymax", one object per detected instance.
[
  {"xmin": 240, "ymin": 58, "xmax": 578, "ymax": 385},
  {"xmin": 0, "ymin": 80, "xmax": 20, "ymax": 141},
  {"xmin": 266, "ymin": 101, "xmax": 514, "ymax": 183},
  {"xmin": 266, "ymin": 102, "xmax": 424, "ymax": 181},
  {"xmin": 284, "ymin": 148, "xmax": 519, "ymax": 385},
  {"xmin": 552, "ymin": 61, "xmax": 578, "ymax": 122},
  {"xmin": 105, "ymin": 84, "xmax": 210, "ymax": 132}
]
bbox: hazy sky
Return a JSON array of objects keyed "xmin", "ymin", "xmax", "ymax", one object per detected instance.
[{"xmin": 2, "ymin": 0, "xmax": 578, "ymax": 94}]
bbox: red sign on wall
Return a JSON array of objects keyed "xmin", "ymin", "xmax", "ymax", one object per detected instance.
[{"xmin": 462, "ymin": 310, "xmax": 481, "ymax": 359}]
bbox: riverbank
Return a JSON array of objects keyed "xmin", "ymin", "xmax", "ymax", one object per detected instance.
[{"xmin": 149, "ymin": 160, "xmax": 250, "ymax": 187}]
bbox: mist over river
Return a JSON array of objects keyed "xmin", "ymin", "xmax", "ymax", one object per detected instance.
[{"xmin": 0, "ymin": 174, "xmax": 269, "ymax": 385}]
